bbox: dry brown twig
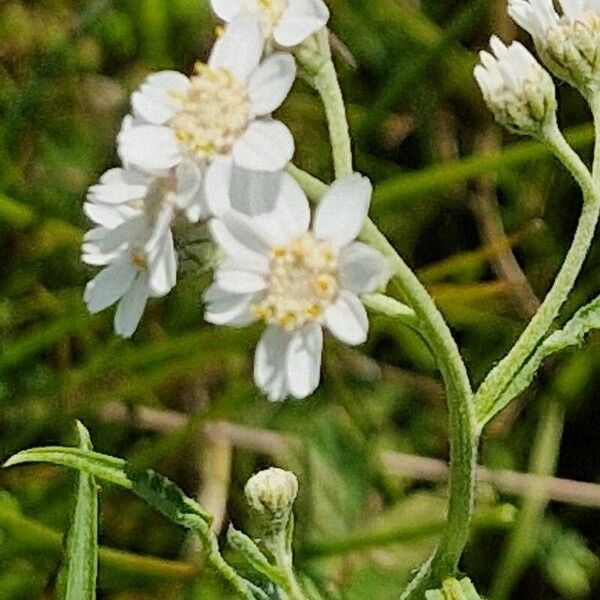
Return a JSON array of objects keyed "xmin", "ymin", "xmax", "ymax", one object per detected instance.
[{"xmin": 99, "ymin": 402, "xmax": 600, "ymax": 510}]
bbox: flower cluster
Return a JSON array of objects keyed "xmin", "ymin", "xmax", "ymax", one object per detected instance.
[
  {"xmin": 82, "ymin": 4, "xmax": 387, "ymax": 400},
  {"xmin": 477, "ymin": 1, "xmax": 600, "ymax": 134}
]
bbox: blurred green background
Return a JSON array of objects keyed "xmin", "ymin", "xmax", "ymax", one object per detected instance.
[{"xmin": 1, "ymin": 1, "xmax": 600, "ymax": 598}]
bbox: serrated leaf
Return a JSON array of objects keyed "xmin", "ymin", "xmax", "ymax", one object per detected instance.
[
  {"xmin": 3, "ymin": 443, "xmax": 268, "ymax": 599},
  {"xmin": 4, "ymin": 446, "xmax": 212, "ymax": 530},
  {"xmin": 56, "ymin": 421, "xmax": 98, "ymax": 600},
  {"xmin": 478, "ymin": 295, "xmax": 600, "ymax": 426},
  {"xmin": 227, "ymin": 526, "xmax": 288, "ymax": 588}
]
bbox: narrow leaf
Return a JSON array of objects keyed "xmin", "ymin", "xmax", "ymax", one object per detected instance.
[
  {"xmin": 57, "ymin": 421, "xmax": 98, "ymax": 600},
  {"xmin": 3, "ymin": 443, "xmax": 267, "ymax": 599},
  {"xmin": 4, "ymin": 446, "xmax": 212, "ymax": 529},
  {"xmin": 478, "ymin": 295, "xmax": 600, "ymax": 427}
]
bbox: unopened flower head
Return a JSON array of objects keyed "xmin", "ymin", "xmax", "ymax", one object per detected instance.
[
  {"xmin": 475, "ymin": 37, "xmax": 557, "ymax": 136},
  {"xmin": 245, "ymin": 467, "xmax": 298, "ymax": 530},
  {"xmin": 509, "ymin": 0, "xmax": 600, "ymax": 94},
  {"xmin": 118, "ymin": 13, "xmax": 297, "ymax": 187},
  {"xmin": 204, "ymin": 172, "xmax": 388, "ymax": 401},
  {"xmin": 211, "ymin": 0, "xmax": 330, "ymax": 48}
]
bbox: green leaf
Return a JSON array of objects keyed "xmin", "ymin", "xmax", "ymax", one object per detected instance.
[
  {"xmin": 3, "ymin": 444, "xmax": 269, "ymax": 599},
  {"xmin": 4, "ymin": 446, "xmax": 212, "ymax": 529},
  {"xmin": 56, "ymin": 422, "xmax": 98, "ymax": 600},
  {"xmin": 478, "ymin": 295, "xmax": 600, "ymax": 427},
  {"xmin": 226, "ymin": 526, "xmax": 288, "ymax": 589}
]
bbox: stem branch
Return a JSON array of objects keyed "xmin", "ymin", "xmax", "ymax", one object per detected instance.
[
  {"xmin": 296, "ymin": 41, "xmax": 478, "ymax": 596},
  {"xmin": 475, "ymin": 121, "xmax": 600, "ymax": 428}
]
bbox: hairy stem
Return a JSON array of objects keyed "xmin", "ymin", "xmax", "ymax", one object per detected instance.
[
  {"xmin": 196, "ymin": 521, "xmax": 255, "ymax": 598},
  {"xmin": 294, "ymin": 40, "xmax": 478, "ymax": 594},
  {"xmin": 312, "ymin": 59, "xmax": 354, "ymax": 177},
  {"xmin": 273, "ymin": 542, "xmax": 308, "ymax": 600},
  {"xmin": 475, "ymin": 120, "xmax": 600, "ymax": 428},
  {"xmin": 362, "ymin": 221, "xmax": 477, "ymax": 592}
]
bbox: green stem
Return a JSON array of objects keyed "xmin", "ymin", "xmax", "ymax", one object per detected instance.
[
  {"xmin": 197, "ymin": 520, "xmax": 257, "ymax": 599},
  {"xmin": 475, "ymin": 120, "xmax": 600, "ymax": 428},
  {"xmin": 273, "ymin": 542, "xmax": 308, "ymax": 600},
  {"xmin": 311, "ymin": 59, "xmax": 353, "ymax": 177},
  {"xmin": 362, "ymin": 221, "xmax": 478, "ymax": 592},
  {"xmin": 293, "ymin": 43, "xmax": 478, "ymax": 594}
]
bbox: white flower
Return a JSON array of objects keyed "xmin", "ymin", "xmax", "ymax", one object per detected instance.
[
  {"xmin": 475, "ymin": 36, "xmax": 556, "ymax": 136},
  {"xmin": 211, "ymin": 0, "xmax": 329, "ymax": 47},
  {"xmin": 509, "ymin": 0, "xmax": 600, "ymax": 93},
  {"xmin": 118, "ymin": 12, "xmax": 297, "ymax": 197},
  {"xmin": 82, "ymin": 167, "xmax": 180, "ymax": 337},
  {"xmin": 203, "ymin": 173, "xmax": 387, "ymax": 401}
]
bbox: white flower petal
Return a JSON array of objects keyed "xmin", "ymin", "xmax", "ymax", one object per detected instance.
[
  {"xmin": 94, "ymin": 215, "xmax": 147, "ymax": 256},
  {"xmin": 248, "ymin": 53, "xmax": 297, "ymax": 115},
  {"xmin": 254, "ymin": 326, "xmax": 293, "ymax": 401},
  {"xmin": 84, "ymin": 202, "xmax": 141, "ymax": 229},
  {"xmin": 209, "ymin": 218, "xmax": 270, "ymax": 266},
  {"xmin": 132, "ymin": 71, "xmax": 189, "ymax": 125},
  {"xmin": 325, "ymin": 290, "xmax": 369, "ymax": 346},
  {"xmin": 216, "ymin": 268, "xmax": 267, "ymax": 293},
  {"xmin": 205, "ymin": 157, "xmax": 234, "ymax": 217},
  {"xmin": 285, "ymin": 324, "xmax": 323, "ymax": 399},
  {"xmin": 221, "ymin": 211, "xmax": 275, "ymax": 254},
  {"xmin": 230, "ymin": 166, "xmax": 283, "ymax": 215},
  {"xmin": 87, "ymin": 168, "xmax": 150, "ymax": 205},
  {"xmin": 246, "ymin": 173, "xmax": 310, "ymax": 244},
  {"xmin": 176, "ymin": 160, "xmax": 207, "ymax": 222},
  {"xmin": 339, "ymin": 242, "xmax": 387, "ymax": 294},
  {"xmin": 313, "ymin": 174, "xmax": 372, "ymax": 248},
  {"xmin": 270, "ymin": 173, "xmax": 311, "ymax": 237},
  {"xmin": 118, "ymin": 125, "xmax": 182, "ymax": 172},
  {"xmin": 82, "ymin": 228, "xmax": 122, "ymax": 266},
  {"xmin": 203, "ymin": 282, "xmax": 258, "ymax": 326},
  {"xmin": 209, "ymin": 13, "xmax": 264, "ymax": 82},
  {"xmin": 148, "ymin": 229, "xmax": 177, "ymax": 296},
  {"xmin": 114, "ymin": 273, "xmax": 150, "ymax": 338},
  {"xmin": 84, "ymin": 259, "xmax": 137, "ymax": 314},
  {"xmin": 82, "ymin": 227, "xmax": 125, "ymax": 266},
  {"xmin": 274, "ymin": 0, "xmax": 330, "ymax": 47},
  {"xmin": 211, "ymin": 0, "xmax": 245, "ymax": 20},
  {"xmin": 232, "ymin": 120, "xmax": 294, "ymax": 171}
]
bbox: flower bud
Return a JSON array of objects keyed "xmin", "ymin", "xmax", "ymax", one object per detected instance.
[
  {"xmin": 475, "ymin": 36, "xmax": 557, "ymax": 136},
  {"xmin": 245, "ymin": 468, "xmax": 298, "ymax": 534},
  {"xmin": 509, "ymin": 0, "xmax": 600, "ymax": 96}
]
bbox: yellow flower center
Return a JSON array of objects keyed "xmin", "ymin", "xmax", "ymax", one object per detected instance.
[
  {"xmin": 256, "ymin": 0, "xmax": 288, "ymax": 37},
  {"xmin": 253, "ymin": 233, "xmax": 339, "ymax": 330},
  {"xmin": 131, "ymin": 250, "xmax": 147, "ymax": 270},
  {"xmin": 171, "ymin": 63, "xmax": 252, "ymax": 158}
]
